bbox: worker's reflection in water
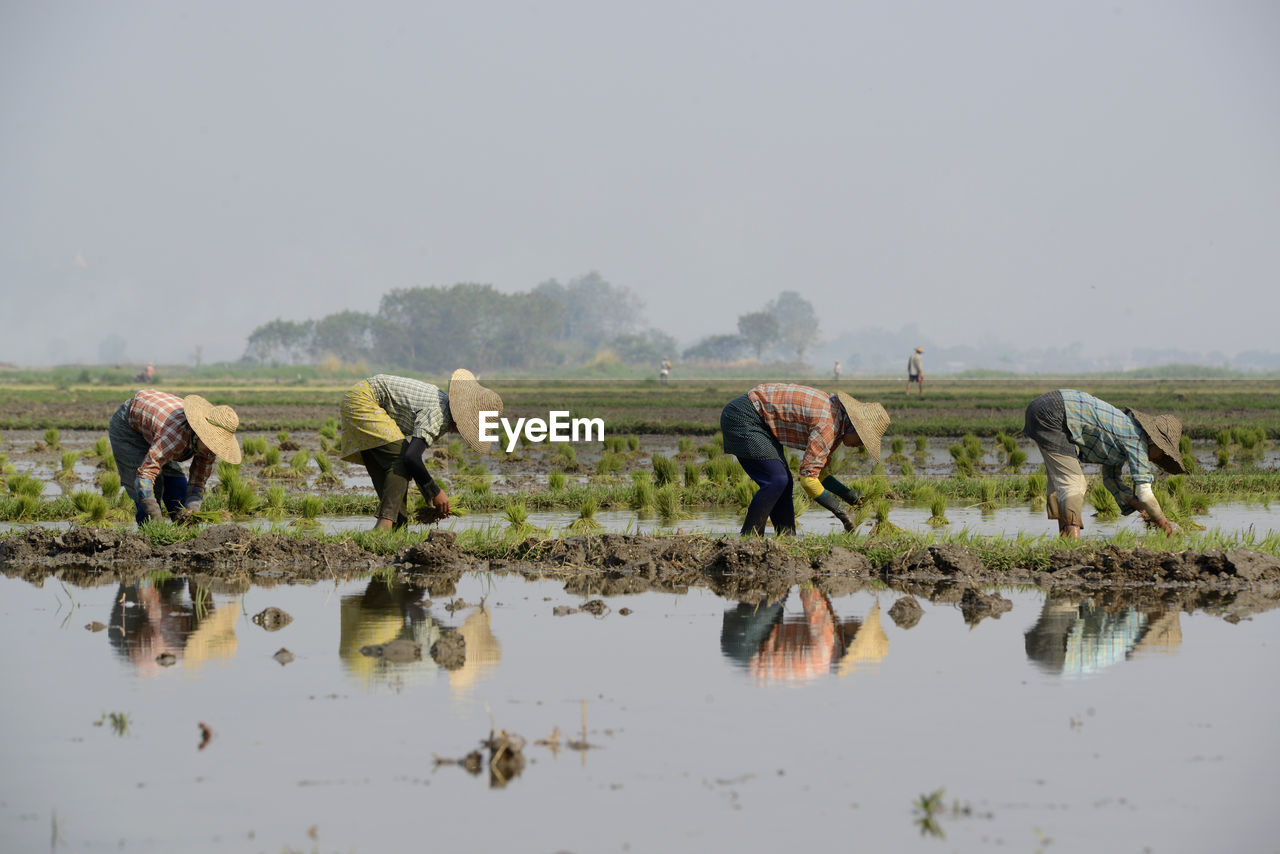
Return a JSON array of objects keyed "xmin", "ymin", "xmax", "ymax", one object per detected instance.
[
  {"xmin": 720, "ymin": 586, "xmax": 888, "ymax": 684},
  {"xmin": 108, "ymin": 577, "xmax": 240, "ymax": 676},
  {"xmin": 1024, "ymin": 595, "xmax": 1182, "ymax": 677},
  {"xmin": 339, "ymin": 578, "xmax": 501, "ymax": 693}
]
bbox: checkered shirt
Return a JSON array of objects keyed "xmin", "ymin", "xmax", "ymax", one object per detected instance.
[
  {"xmin": 1060, "ymin": 389, "xmax": 1155, "ymax": 507},
  {"xmin": 367, "ymin": 375, "xmax": 453, "ymax": 443},
  {"xmin": 746, "ymin": 384, "xmax": 849, "ymax": 479},
  {"xmin": 127, "ymin": 389, "xmax": 215, "ymax": 497}
]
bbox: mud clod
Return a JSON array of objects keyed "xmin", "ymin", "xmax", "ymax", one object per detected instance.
[
  {"xmin": 960, "ymin": 588, "xmax": 1013, "ymax": 626},
  {"xmin": 252, "ymin": 607, "xmax": 293, "ymax": 631},
  {"xmin": 430, "ymin": 631, "xmax": 466, "ymax": 669},
  {"xmin": 273, "ymin": 648, "xmax": 295, "ymax": 666},
  {"xmin": 888, "ymin": 596, "xmax": 924, "ymax": 629},
  {"xmin": 360, "ymin": 638, "xmax": 422, "ymax": 662}
]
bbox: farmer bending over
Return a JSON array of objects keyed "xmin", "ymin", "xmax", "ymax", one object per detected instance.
[
  {"xmin": 720, "ymin": 383, "xmax": 889, "ymax": 536},
  {"xmin": 1023, "ymin": 389, "xmax": 1185, "ymax": 538},
  {"xmin": 340, "ymin": 371, "xmax": 503, "ymax": 530},
  {"xmin": 109, "ymin": 389, "xmax": 242, "ymax": 526}
]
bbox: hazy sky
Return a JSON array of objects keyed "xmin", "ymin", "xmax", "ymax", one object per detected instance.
[{"xmin": 3, "ymin": 0, "xmax": 1277, "ymax": 367}]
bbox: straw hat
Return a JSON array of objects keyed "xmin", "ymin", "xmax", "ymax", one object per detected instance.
[
  {"xmin": 448, "ymin": 369, "xmax": 504, "ymax": 453},
  {"xmin": 915, "ymin": 347, "xmax": 924, "ymax": 353},
  {"xmin": 835, "ymin": 392, "xmax": 891, "ymax": 461},
  {"xmin": 1125, "ymin": 408, "xmax": 1186, "ymax": 474},
  {"xmin": 183, "ymin": 395, "xmax": 242, "ymax": 464}
]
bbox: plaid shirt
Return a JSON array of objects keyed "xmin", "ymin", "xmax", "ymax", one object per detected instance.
[
  {"xmin": 127, "ymin": 389, "xmax": 216, "ymax": 497},
  {"xmin": 747, "ymin": 384, "xmax": 849, "ymax": 479},
  {"xmin": 367, "ymin": 375, "xmax": 453, "ymax": 443},
  {"xmin": 1060, "ymin": 389, "xmax": 1155, "ymax": 508}
]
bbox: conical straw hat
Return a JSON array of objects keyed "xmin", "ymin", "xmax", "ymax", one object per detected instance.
[
  {"xmin": 835, "ymin": 392, "xmax": 891, "ymax": 461},
  {"xmin": 183, "ymin": 395, "xmax": 242, "ymax": 464},
  {"xmin": 448, "ymin": 369, "xmax": 504, "ymax": 453}
]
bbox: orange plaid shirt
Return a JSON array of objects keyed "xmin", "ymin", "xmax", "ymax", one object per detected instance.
[
  {"xmin": 746, "ymin": 384, "xmax": 849, "ymax": 479},
  {"xmin": 127, "ymin": 389, "xmax": 216, "ymax": 496}
]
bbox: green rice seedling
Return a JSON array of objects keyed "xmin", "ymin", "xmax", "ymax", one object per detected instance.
[
  {"xmin": 651, "ymin": 453, "xmax": 678, "ymax": 487},
  {"xmin": 1086, "ymin": 480, "xmax": 1120, "ymax": 518},
  {"xmin": 319, "ymin": 417, "xmax": 339, "ymax": 440},
  {"xmin": 55, "ymin": 450, "xmax": 80, "ymax": 480},
  {"xmin": 949, "ymin": 445, "xmax": 974, "ymax": 477},
  {"xmin": 298, "ymin": 494, "xmax": 323, "ymax": 521},
  {"xmin": 224, "ymin": 478, "xmax": 261, "ymax": 516},
  {"xmin": 978, "ymin": 477, "xmax": 998, "ymax": 510},
  {"xmin": 72, "ymin": 490, "xmax": 111, "ymax": 525},
  {"xmin": 596, "ymin": 452, "xmax": 624, "ymax": 475},
  {"xmin": 44, "ymin": 428, "xmax": 61, "ymax": 449},
  {"xmin": 313, "ymin": 451, "xmax": 341, "ymax": 486},
  {"xmin": 243, "ymin": 436, "xmax": 270, "ymax": 457},
  {"xmin": 277, "ymin": 431, "xmax": 291, "ymax": 445},
  {"xmin": 1005, "ymin": 448, "xmax": 1027, "ymax": 472},
  {"xmin": 733, "ymin": 478, "xmax": 757, "ymax": 508},
  {"xmin": 89, "ymin": 437, "xmax": 110, "ymax": 458},
  {"xmin": 0, "ymin": 454, "xmax": 12, "ymax": 475},
  {"xmin": 927, "ymin": 494, "xmax": 949, "ymax": 527},
  {"xmin": 683, "ymin": 462, "xmax": 701, "ymax": 488},
  {"xmin": 569, "ymin": 495, "xmax": 603, "ymax": 534},
  {"xmin": 216, "ymin": 460, "xmax": 241, "ymax": 485},
  {"xmin": 629, "ymin": 470, "xmax": 655, "ymax": 510},
  {"xmin": 675, "ymin": 437, "xmax": 696, "ymax": 458},
  {"xmin": 702, "ymin": 454, "xmax": 735, "ymax": 485},
  {"xmin": 627, "ymin": 435, "xmax": 641, "ymax": 452},
  {"xmin": 786, "ymin": 451, "xmax": 800, "ymax": 473},
  {"xmin": 290, "ymin": 450, "xmax": 311, "ymax": 474},
  {"xmin": 914, "ymin": 436, "xmax": 928, "ymax": 454},
  {"xmin": 1215, "ymin": 429, "xmax": 1232, "ymax": 449},
  {"xmin": 264, "ymin": 485, "xmax": 287, "ymax": 517},
  {"xmin": 1216, "ymin": 447, "xmax": 1230, "ymax": 469},
  {"xmin": 554, "ymin": 443, "xmax": 577, "ymax": 467},
  {"xmin": 998, "ymin": 432, "xmax": 1018, "ymax": 457},
  {"xmin": 548, "ymin": 471, "xmax": 567, "ymax": 492},
  {"xmin": 891, "ymin": 437, "xmax": 906, "ymax": 456},
  {"xmin": 447, "ymin": 439, "xmax": 466, "ymax": 460},
  {"xmin": 962, "ymin": 433, "xmax": 983, "ymax": 462},
  {"xmin": 97, "ymin": 450, "xmax": 115, "ymax": 471},
  {"xmin": 897, "ymin": 457, "xmax": 914, "ymax": 477},
  {"xmin": 3, "ymin": 494, "xmax": 42, "ymax": 521},
  {"xmin": 8, "ymin": 473, "xmax": 44, "ymax": 498},
  {"xmin": 99, "ymin": 471, "xmax": 122, "ymax": 498},
  {"xmin": 654, "ymin": 483, "xmax": 687, "ymax": 523},
  {"xmin": 1024, "ymin": 472, "xmax": 1047, "ymax": 500},
  {"xmin": 869, "ymin": 499, "xmax": 903, "ymax": 536}
]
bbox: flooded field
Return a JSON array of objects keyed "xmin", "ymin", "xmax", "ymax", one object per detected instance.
[{"xmin": 2, "ymin": 566, "xmax": 1277, "ymax": 853}]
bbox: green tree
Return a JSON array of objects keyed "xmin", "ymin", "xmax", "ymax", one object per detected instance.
[
  {"xmin": 682, "ymin": 334, "xmax": 747, "ymax": 363},
  {"xmin": 769, "ymin": 290, "xmax": 819, "ymax": 363},
  {"xmin": 736, "ymin": 311, "xmax": 780, "ymax": 360},
  {"xmin": 244, "ymin": 318, "xmax": 314, "ymax": 363}
]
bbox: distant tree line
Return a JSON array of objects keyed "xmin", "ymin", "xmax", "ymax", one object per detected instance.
[{"xmin": 243, "ymin": 273, "xmax": 821, "ymax": 372}]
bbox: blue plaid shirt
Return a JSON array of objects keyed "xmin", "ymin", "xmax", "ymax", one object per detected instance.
[{"xmin": 1060, "ymin": 389, "xmax": 1155, "ymax": 511}]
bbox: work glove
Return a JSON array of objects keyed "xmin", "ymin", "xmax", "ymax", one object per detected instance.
[
  {"xmin": 183, "ymin": 497, "xmax": 203, "ymax": 514},
  {"xmin": 140, "ymin": 496, "xmax": 163, "ymax": 521}
]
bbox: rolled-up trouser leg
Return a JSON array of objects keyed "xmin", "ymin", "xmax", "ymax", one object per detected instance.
[
  {"xmin": 362, "ymin": 441, "xmax": 411, "ymax": 529},
  {"xmin": 736, "ymin": 457, "xmax": 792, "ymax": 536},
  {"xmin": 1041, "ymin": 447, "xmax": 1087, "ymax": 528}
]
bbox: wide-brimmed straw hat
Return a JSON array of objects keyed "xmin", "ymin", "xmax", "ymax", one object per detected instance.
[
  {"xmin": 183, "ymin": 395, "xmax": 243, "ymax": 464},
  {"xmin": 835, "ymin": 392, "xmax": 891, "ymax": 461},
  {"xmin": 448, "ymin": 369, "xmax": 504, "ymax": 453},
  {"xmin": 1125, "ymin": 408, "xmax": 1186, "ymax": 474}
]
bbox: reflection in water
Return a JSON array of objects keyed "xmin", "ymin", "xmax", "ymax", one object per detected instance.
[
  {"xmin": 1024, "ymin": 597, "xmax": 1182, "ymax": 678},
  {"xmin": 338, "ymin": 578, "xmax": 501, "ymax": 693},
  {"xmin": 108, "ymin": 578, "xmax": 241, "ymax": 676},
  {"xmin": 720, "ymin": 586, "xmax": 888, "ymax": 684}
]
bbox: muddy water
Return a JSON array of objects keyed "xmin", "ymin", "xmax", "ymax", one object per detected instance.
[{"xmin": 1, "ymin": 570, "xmax": 1276, "ymax": 853}]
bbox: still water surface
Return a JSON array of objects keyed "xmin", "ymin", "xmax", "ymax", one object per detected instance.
[{"xmin": 1, "ymin": 569, "xmax": 1277, "ymax": 853}]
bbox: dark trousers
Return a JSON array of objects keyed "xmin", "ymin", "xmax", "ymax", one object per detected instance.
[
  {"xmin": 361, "ymin": 441, "xmax": 411, "ymax": 529},
  {"xmin": 736, "ymin": 457, "xmax": 796, "ymax": 536}
]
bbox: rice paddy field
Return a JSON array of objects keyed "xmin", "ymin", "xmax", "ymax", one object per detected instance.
[{"xmin": 3, "ymin": 376, "xmax": 1280, "ymax": 853}]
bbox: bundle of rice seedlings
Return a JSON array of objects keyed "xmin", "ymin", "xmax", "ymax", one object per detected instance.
[
  {"xmin": 596, "ymin": 452, "xmax": 624, "ymax": 475},
  {"xmin": 503, "ymin": 500, "xmax": 543, "ymax": 537},
  {"xmin": 55, "ymin": 451, "xmax": 80, "ymax": 482},
  {"xmin": 98, "ymin": 471, "xmax": 122, "ymax": 499},
  {"xmin": 629, "ymin": 470, "xmax": 655, "ymax": 510},
  {"xmin": 548, "ymin": 471, "xmax": 567, "ymax": 492},
  {"xmin": 627, "ymin": 435, "xmax": 641, "ymax": 452},
  {"xmin": 1005, "ymin": 448, "xmax": 1028, "ymax": 472},
  {"xmin": 683, "ymin": 463, "xmax": 701, "ymax": 488},
  {"xmin": 242, "ymin": 436, "xmax": 270, "ymax": 457},
  {"xmin": 569, "ymin": 495, "xmax": 603, "ymax": 534},
  {"xmin": 1216, "ymin": 447, "xmax": 1230, "ymax": 469},
  {"xmin": 290, "ymin": 494, "xmax": 323, "ymax": 527},
  {"xmin": 1086, "ymin": 480, "xmax": 1120, "ymax": 518},
  {"xmin": 927, "ymin": 493, "xmax": 949, "ymax": 527},
  {"xmin": 290, "ymin": 450, "xmax": 311, "ymax": 475},
  {"xmin": 225, "ymin": 477, "xmax": 262, "ymax": 516},
  {"xmin": 914, "ymin": 436, "xmax": 929, "ymax": 454},
  {"xmin": 702, "ymin": 455, "xmax": 735, "ymax": 485},
  {"xmin": 890, "ymin": 437, "xmax": 906, "ymax": 457},
  {"xmin": 89, "ymin": 437, "xmax": 110, "ymax": 458},
  {"xmin": 897, "ymin": 457, "xmax": 914, "ymax": 477},
  {"xmin": 0, "ymin": 454, "xmax": 13, "ymax": 475},
  {"xmin": 264, "ymin": 485, "xmax": 287, "ymax": 517},
  {"xmin": 3, "ymin": 494, "xmax": 42, "ymax": 521},
  {"xmin": 651, "ymin": 453, "xmax": 678, "ymax": 487},
  {"xmin": 319, "ymin": 418, "xmax": 339, "ymax": 440},
  {"xmin": 675, "ymin": 437, "xmax": 696, "ymax": 458},
  {"xmin": 1024, "ymin": 472, "xmax": 1047, "ymax": 500},
  {"xmin": 869, "ymin": 499, "xmax": 903, "ymax": 536},
  {"xmin": 44, "ymin": 428, "xmax": 61, "ymax": 450},
  {"xmin": 733, "ymin": 478, "xmax": 758, "ymax": 508},
  {"xmin": 949, "ymin": 444, "xmax": 974, "ymax": 477},
  {"xmin": 654, "ymin": 483, "xmax": 687, "ymax": 523},
  {"xmin": 72, "ymin": 490, "xmax": 112, "ymax": 524},
  {"xmin": 978, "ymin": 477, "xmax": 998, "ymax": 510},
  {"xmin": 313, "ymin": 451, "xmax": 342, "ymax": 486}
]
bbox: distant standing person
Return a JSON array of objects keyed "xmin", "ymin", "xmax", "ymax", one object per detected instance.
[
  {"xmin": 832, "ymin": 360, "xmax": 841, "ymax": 383},
  {"xmin": 134, "ymin": 363, "xmax": 155, "ymax": 383},
  {"xmin": 720, "ymin": 383, "xmax": 889, "ymax": 536},
  {"xmin": 907, "ymin": 347, "xmax": 924, "ymax": 395},
  {"xmin": 109, "ymin": 389, "xmax": 242, "ymax": 526},
  {"xmin": 660, "ymin": 357, "xmax": 672, "ymax": 384},
  {"xmin": 1022, "ymin": 389, "xmax": 1185, "ymax": 538},
  {"xmin": 340, "ymin": 371, "xmax": 503, "ymax": 530}
]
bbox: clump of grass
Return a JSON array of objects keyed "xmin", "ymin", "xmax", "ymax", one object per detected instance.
[
  {"xmin": 702, "ymin": 455, "xmax": 736, "ymax": 485},
  {"xmin": 869, "ymin": 499, "xmax": 903, "ymax": 536},
  {"xmin": 290, "ymin": 450, "xmax": 311, "ymax": 475},
  {"xmin": 978, "ymin": 477, "xmax": 999, "ymax": 510},
  {"xmin": 683, "ymin": 463, "xmax": 701, "ymax": 488},
  {"xmin": 548, "ymin": 471, "xmax": 567, "ymax": 492},
  {"xmin": 97, "ymin": 450, "xmax": 115, "ymax": 471},
  {"xmin": 319, "ymin": 417, "xmax": 339, "ymax": 440},
  {"xmin": 55, "ymin": 450, "xmax": 80, "ymax": 482},
  {"xmin": 897, "ymin": 457, "xmax": 914, "ymax": 477},
  {"xmin": 569, "ymin": 495, "xmax": 603, "ymax": 534},
  {"xmin": 224, "ymin": 477, "xmax": 261, "ymax": 516},
  {"xmin": 627, "ymin": 435, "xmax": 641, "ymax": 452},
  {"xmin": 8, "ymin": 473, "xmax": 45, "ymax": 499},
  {"xmin": 291, "ymin": 494, "xmax": 323, "ymax": 527},
  {"xmin": 264, "ymin": 485, "xmax": 287, "ymax": 517},
  {"xmin": 260, "ymin": 447, "xmax": 286, "ymax": 477},
  {"xmin": 44, "ymin": 428, "xmax": 62, "ymax": 450},
  {"xmin": 242, "ymin": 436, "xmax": 270, "ymax": 458},
  {"xmin": 553, "ymin": 443, "xmax": 577, "ymax": 469},
  {"xmin": 1025, "ymin": 471, "xmax": 1047, "ymax": 501},
  {"xmin": 596, "ymin": 452, "xmax": 625, "ymax": 475},
  {"xmin": 949, "ymin": 444, "xmax": 974, "ymax": 477},
  {"xmin": 89, "ymin": 437, "xmax": 110, "ymax": 458},
  {"xmin": 914, "ymin": 436, "xmax": 928, "ymax": 454},
  {"xmin": 733, "ymin": 478, "xmax": 757, "ymax": 508},
  {"xmin": 654, "ymin": 483, "xmax": 688, "ymax": 523},
  {"xmin": 0, "ymin": 494, "xmax": 42, "ymax": 521},
  {"xmin": 276, "ymin": 431, "xmax": 291, "ymax": 444},
  {"xmin": 675, "ymin": 437, "xmax": 696, "ymax": 458},
  {"xmin": 313, "ymin": 451, "xmax": 341, "ymax": 486},
  {"xmin": 927, "ymin": 493, "xmax": 949, "ymax": 527},
  {"xmin": 651, "ymin": 453, "xmax": 678, "ymax": 487}
]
